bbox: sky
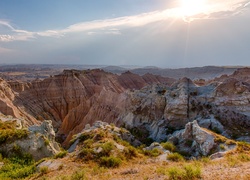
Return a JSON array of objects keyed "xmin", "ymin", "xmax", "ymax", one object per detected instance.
[{"xmin": 0, "ymin": 0, "xmax": 250, "ymax": 68}]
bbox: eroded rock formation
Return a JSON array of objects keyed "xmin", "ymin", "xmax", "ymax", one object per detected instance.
[{"xmin": 0, "ymin": 67, "xmax": 249, "ymax": 148}]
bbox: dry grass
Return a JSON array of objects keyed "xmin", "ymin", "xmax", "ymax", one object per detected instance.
[{"xmin": 27, "ymin": 152, "xmax": 250, "ymax": 180}]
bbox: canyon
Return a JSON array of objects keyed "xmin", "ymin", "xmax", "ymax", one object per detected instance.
[{"xmin": 0, "ymin": 66, "xmax": 249, "ymax": 148}]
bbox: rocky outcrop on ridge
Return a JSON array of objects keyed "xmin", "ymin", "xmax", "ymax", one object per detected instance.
[
  {"xmin": 167, "ymin": 120, "xmax": 236, "ymax": 157},
  {"xmin": 68, "ymin": 121, "xmax": 141, "ymax": 152},
  {"xmin": 168, "ymin": 120, "xmax": 215, "ymax": 156},
  {"xmin": 0, "ymin": 118, "xmax": 60, "ymax": 161}
]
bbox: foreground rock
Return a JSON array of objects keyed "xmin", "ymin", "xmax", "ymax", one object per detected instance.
[
  {"xmin": 0, "ymin": 118, "xmax": 60, "ymax": 161},
  {"xmin": 168, "ymin": 120, "xmax": 235, "ymax": 157}
]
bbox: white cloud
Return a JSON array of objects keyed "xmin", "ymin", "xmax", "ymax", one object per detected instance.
[{"xmin": 0, "ymin": 0, "xmax": 249, "ymax": 42}]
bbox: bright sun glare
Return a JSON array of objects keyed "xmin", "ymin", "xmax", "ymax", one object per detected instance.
[{"xmin": 178, "ymin": 0, "xmax": 209, "ymax": 16}]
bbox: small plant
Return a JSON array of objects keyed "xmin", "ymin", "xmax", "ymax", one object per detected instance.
[
  {"xmin": 167, "ymin": 166, "xmax": 185, "ymax": 180},
  {"xmin": 167, "ymin": 153, "xmax": 184, "ymax": 162},
  {"xmin": 79, "ymin": 147, "xmax": 94, "ymax": 161},
  {"xmin": 97, "ymin": 142, "xmax": 114, "ymax": 157},
  {"xmin": 0, "ymin": 120, "xmax": 29, "ymax": 145},
  {"xmin": 71, "ymin": 170, "xmax": 86, "ymax": 180},
  {"xmin": 54, "ymin": 150, "xmax": 68, "ymax": 159},
  {"xmin": 78, "ymin": 133, "xmax": 94, "ymax": 142},
  {"xmin": 167, "ymin": 164, "xmax": 201, "ymax": 180},
  {"xmin": 44, "ymin": 138, "xmax": 50, "ymax": 146},
  {"xmin": 99, "ymin": 156, "xmax": 122, "ymax": 168},
  {"xmin": 161, "ymin": 142, "xmax": 176, "ymax": 152},
  {"xmin": 124, "ymin": 146, "xmax": 138, "ymax": 159},
  {"xmin": 40, "ymin": 166, "xmax": 49, "ymax": 175},
  {"xmin": 144, "ymin": 148, "xmax": 162, "ymax": 157},
  {"xmin": 184, "ymin": 164, "xmax": 202, "ymax": 179},
  {"xmin": 220, "ymin": 144, "xmax": 226, "ymax": 150}
]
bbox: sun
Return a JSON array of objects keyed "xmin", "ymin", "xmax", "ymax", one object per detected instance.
[{"xmin": 178, "ymin": 0, "xmax": 209, "ymax": 16}]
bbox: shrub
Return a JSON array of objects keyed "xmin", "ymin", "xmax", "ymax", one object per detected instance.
[
  {"xmin": 44, "ymin": 138, "xmax": 50, "ymax": 146},
  {"xmin": 167, "ymin": 164, "xmax": 201, "ymax": 180},
  {"xmin": 161, "ymin": 142, "xmax": 176, "ymax": 152},
  {"xmin": 144, "ymin": 148, "xmax": 162, "ymax": 157},
  {"xmin": 167, "ymin": 166, "xmax": 185, "ymax": 180},
  {"xmin": 124, "ymin": 146, "xmax": 138, "ymax": 159},
  {"xmin": 78, "ymin": 133, "xmax": 94, "ymax": 142},
  {"xmin": 99, "ymin": 156, "xmax": 122, "ymax": 168},
  {"xmin": 71, "ymin": 170, "xmax": 86, "ymax": 180},
  {"xmin": 0, "ymin": 121, "xmax": 29, "ymax": 145},
  {"xmin": 54, "ymin": 150, "xmax": 67, "ymax": 159},
  {"xmin": 220, "ymin": 144, "xmax": 226, "ymax": 150},
  {"xmin": 97, "ymin": 142, "xmax": 114, "ymax": 157},
  {"xmin": 0, "ymin": 151, "xmax": 35, "ymax": 179},
  {"xmin": 40, "ymin": 166, "xmax": 49, "ymax": 175},
  {"xmin": 167, "ymin": 153, "xmax": 184, "ymax": 162},
  {"xmin": 79, "ymin": 147, "xmax": 94, "ymax": 161},
  {"xmin": 184, "ymin": 164, "xmax": 202, "ymax": 179}
]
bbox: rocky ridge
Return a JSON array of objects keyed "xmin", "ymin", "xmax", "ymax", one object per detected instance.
[{"xmin": 0, "ymin": 67, "xmax": 249, "ymax": 148}]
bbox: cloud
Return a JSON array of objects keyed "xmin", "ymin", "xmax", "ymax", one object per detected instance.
[
  {"xmin": 0, "ymin": 20, "xmax": 35, "ymax": 42},
  {"xmin": 0, "ymin": 0, "xmax": 249, "ymax": 42}
]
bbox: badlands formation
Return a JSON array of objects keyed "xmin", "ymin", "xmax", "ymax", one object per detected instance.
[{"xmin": 0, "ymin": 66, "xmax": 250, "ymax": 179}]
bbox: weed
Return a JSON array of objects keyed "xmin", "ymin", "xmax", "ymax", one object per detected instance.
[
  {"xmin": 161, "ymin": 142, "xmax": 176, "ymax": 152},
  {"xmin": 184, "ymin": 164, "xmax": 202, "ymax": 179},
  {"xmin": 54, "ymin": 150, "xmax": 67, "ymax": 159},
  {"xmin": 0, "ymin": 121, "xmax": 29, "ymax": 145},
  {"xmin": 220, "ymin": 144, "xmax": 226, "ymax": 150},
  {"xmin": 43, "ymin": 137, "xmax": 50, "ymax": 146},
  {"xmin": 167, "ymin": 153, "xmax": 184, "ymax": 162},
  {"xmin": 99, "ymin": 156, "xmax": 122, "ymax": 168},
  {"xmin": 144, "ymin": 148, "xmax": 162, "ymax": 157},
  {"xmin": 71, "ymin": 170, "xmax": 86, "ymax": 180},
  {"xmin": 167, "ymin": 166, "xmax": 185, "ymax": 180},
  {"xmin": 167, "ymin": 164, "xmax": 201, "ymax": 180},
  {"xmin": 40, "ymin": 166, "xmax": 49, "ymax": 175}
]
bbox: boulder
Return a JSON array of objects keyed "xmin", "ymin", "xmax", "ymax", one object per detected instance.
[
  {"xmin": 2, "ymin": 120, "xmax": 60, "ymax": 161},
  {"xmin": 168, "ymin": 120, "xmax": 215, "ymax": 156}
]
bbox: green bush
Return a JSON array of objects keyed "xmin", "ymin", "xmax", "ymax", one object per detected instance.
[
  {"xmin": 78, "ymin": 133, "xmax": 94, "ymax": 142},
  {"xmin": 54, "ymin": 150, "xmax": 68, "ymax": 159},
  {"xmin": 144, "ymin": 148, "xmax": 162, "ymax": 157},
  {"xmin": 40, "ymin": 166, "xmax": 49, "ymax": 175},
  {"xmin": 167, "ymin": 153, "xmax": 184, "ymax": 162},
  {"xmin": 71, "ymin": 170, "xmax": 86, "ymax": 180},
  {"xmin": 184, "ymin": 164, "xmax": 202, "ymax": 179},
  {"xmin": 97, "ymin": 142, "xmax": 114, "ymax": 157},
  {"xmin": 99, "ymin": 156, "xmax": 122, "ymax": 168},
  {"xmin": 167, "ymin": 166, "xmax": 185, "ymax": 180},
  {"xmin": 0, "ymin": 153, "xmax": 35, "ymax": 179},
  {"xmin": 161, "ymin": 142, "xmax": 176, "ymax": 152},
  {"xmin": 79, "ymin": 147, "xmax": 95, "ymax": 161},
  {"xmin": 167, "ymin": 164, "xmax": 201, "ymax": 180},
  {"xmin": 124, "ymin": 146, "xmax": 138, "ymax": 159},
  {"xmin": 0, "ymin": 123, "xmax": 29, "ymax": 145}
]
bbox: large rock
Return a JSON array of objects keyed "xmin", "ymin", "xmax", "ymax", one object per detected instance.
[
  {"xmin": 168, "ymin": 120, "xmax": 215, "ymax": 156},
  {"xmin": 1, "ymin": 120, "xmax": 60, "ymax": 161}
]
